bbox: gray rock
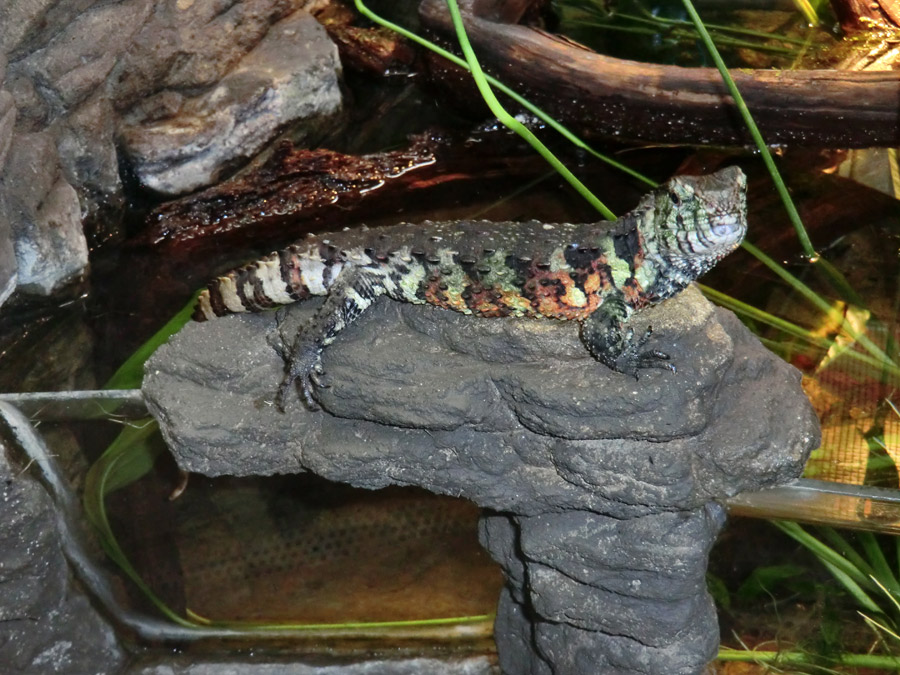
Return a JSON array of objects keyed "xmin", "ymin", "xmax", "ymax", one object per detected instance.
[
  {"xmin": 0, "ymin": 212, "xmax": 16, "ymax": 307},
  {"xmin": 55, "ymin": 93, "xmax": 124, "ymax": 232},
  {"xmin": 481, "ymin": 507, "xmax": 723, "ymax": 675},
  {"xmin": 112, "ymin": 0, "xmax": 302, "ymax": 105},
  {"xmin": 8, "ymin": 0, "xmax": 149, "ymax": 118},
  {"xmin": 143, "ymin": 285, "xmax": 820, "ymax": 674},
  {"xmin": 0, "ymin": 0, "xmax": 106, "ymax": 60},
  {"xmin": 2, "ymin": 132, "xmax": 88, "ymax": 296},
  {"xmin": 118, "ymin": 8, "xmax": 342, "ymax": 195},
  {"xmin": 0, "ymin": 86, "xmax": 17, "ymax": 306},
  {"xmin": 0, "ymin": 86, "xmax": 14, "ymax": 169},
  {"xmin": 1, "ymin": 0, "xmax": 343, "ymax": 300},
  {"xmin": 0, "ymin": 429, "xmax": 125, "ymax": 674}
]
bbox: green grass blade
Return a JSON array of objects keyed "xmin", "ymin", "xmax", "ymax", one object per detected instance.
[
  {"xmin": 679, "ymin": 0, "xmax": 814, "ymax": 258},
  {"xmin": 353, "ymin": 0, "xmax": 656, "ymax": 190},
  {"xmin": 444, "ymin": 0, "xmax": 614, "ymax": 218},
  {"xmin": 817, "ymin": 527, "xmax": 878, "ymax": 581},
  {"xmin": 105, "ymin": 291, "xmax": 200, "ymax": 390},
  {"xmin": 857, "ymin": 532, "xmax": 900, "ymax": 597},
  {"xmin": 773, "ymin": 521, "xmax": 873, "ymax": 590},
  {"xmin": 791, "ymin": 0, "xmax": 823, "ymax": 26},
  {"xmin": 681, "ymin": 0, "xmax": 870, "ymax": 312},
  {"xmin": 818, "ymin": 557, "xmax": 884, "ymax": 616},
  {"xmin": 83, "ymin": 419, "xmax": 198, "ymax": 627},
  {"xmin": 868, "ymin": 576, "xmax": 900, "ymax": 617},
  {"xmin": 741, "ymin": 241, "xmax": 896, "ymax": 369},
  {"xmin": 700, "ymin": 284, "xmax": 900, "ymax": 377}
]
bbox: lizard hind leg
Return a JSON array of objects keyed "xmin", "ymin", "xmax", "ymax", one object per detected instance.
[
  {"xmin": 275, "ymin": 330, "xmax": 327, "ymax": 411},
  {"xmin": 275, "ymin": 264, "xmax": 388, "ymax": 410},
  {"xmin": 580, "ymin": 300, "xmax": 675, "ymax": 378}
]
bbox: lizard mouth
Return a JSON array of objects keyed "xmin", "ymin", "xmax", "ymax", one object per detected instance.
[
  {"xmin": 710, "ymin": 216, "xmax": 744, "ymax": 240},
  {"xmin": 707, "ymin": 215, "xmax": 746, "ymax": 252}
]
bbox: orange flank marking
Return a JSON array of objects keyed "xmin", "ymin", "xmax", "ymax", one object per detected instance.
[
  {"xmin": 465, "ymin": 286, "xmax": 509, "ymax": 317},
  {"xmin": 583, "ymin": 271, "xmax": 602, "ymax": 295},
  {"xmin": 424, "ymin": 280, "xmax": 454, "ymax": 310},
  {"xmin": 526, "ymin": 267, "xmax": 601, "ymax": 321},
  {"xmin": 623, "ymin": 278, "xmax": 650, "ymax": 309},
  {"xmin": 424, "ymin": 279, "xmax": 468, "ymax": 312}
]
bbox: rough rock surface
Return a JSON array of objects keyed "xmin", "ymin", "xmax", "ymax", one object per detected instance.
[
  {"xmin": 118, "ymin": 9, "xmax": 342, "ymax": 195},
  {"xmin": 0, "ymin": 433, "xmax": 125, "ymax": 674},
  {"xmin": 480, "ymin": 507, "xmax": 724, "ymax": 674},
  {"xmin": 143, "ymin": 285, "xmax": 820, "ymax": 674},
  {"xmin": 0, "ymin": 67, "xmax": 17, "ymax": 306},
  {"xmin": 0, "ymin": 0, "xmax": 342, "ymax": 304},
  {"xmin": 2, "ymin": 131, "xmax": 89, "ymax": 296}
]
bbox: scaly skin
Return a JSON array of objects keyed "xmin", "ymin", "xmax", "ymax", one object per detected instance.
[{"xmin": 194, "ymin": 166, "xmax": 748, "ymax": 409}]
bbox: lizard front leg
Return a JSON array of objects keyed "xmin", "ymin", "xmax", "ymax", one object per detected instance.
[
  {"xmin": 579, "ymin": 293, "xmax": 675, "ymax": 377},
  {"xmin": 276, "ymin": 265, "xmax": 387, "ymax": 410}
]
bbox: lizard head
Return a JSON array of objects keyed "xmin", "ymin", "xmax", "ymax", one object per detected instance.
[{"xmin": 644, "ymin": 166, "xmax": 748, "ymax": 280}]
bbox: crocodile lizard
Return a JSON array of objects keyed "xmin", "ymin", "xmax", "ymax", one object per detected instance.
[{"xmin": 193, "ymin": 166, "xmax": 748, "ymax": 409}]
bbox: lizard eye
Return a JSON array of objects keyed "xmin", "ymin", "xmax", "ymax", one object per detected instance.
[{"xmin": 669, "ymin": 192, "xmax": 682, "ymax": 206}]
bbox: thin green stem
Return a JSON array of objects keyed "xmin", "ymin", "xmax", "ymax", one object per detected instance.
[
  {"xmin": 625, "ymin": 9, "xmax": 813, "ymax": 46},
  {"xmin": 701, "ymin": 284, "xmax": 900, "ymax": 375},
  {"xmin": 791, "ymin": 0, "xmax": 824, "ymax": 26},
  {"xmin": 681, "ymin": 0, "xmax": 870, "ymax": 311},
  {"xmin": 352, "ymin": 0, "xmax": 656, "ymax": 190},
  {"xmin": 679, "ymin": 0, "xmax": 815, "ymax": 259},
  {"xmin": 575, "ymin": 20, "xmax": 798, "ymax": 54},
  {"xmin": 444, "ymin": 0, "xmax": 615, "ymax": 219},
  {"xmin": 742, "ymin": 242, "xmax": 896, "ymax": 368},
  {"xmin": 717, "ymin": 647, "xmax": 900, "ymax": 667}
]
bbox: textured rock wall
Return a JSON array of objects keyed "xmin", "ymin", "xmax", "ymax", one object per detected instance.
[
  {"xmin": 0, "ymin": 0, "xmax": 342, "ymax": 306},
  {"xmin": 0, "ymin": 434, "xmax": 125, "ymax": 674}
]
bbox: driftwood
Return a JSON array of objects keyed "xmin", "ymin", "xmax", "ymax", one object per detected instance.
[
  {"xmin": 137, "ymin": 132, "xmax": 586, "ymax": 251},
  {"xmin": 830, "ymin": 0, "xmax": 900, "ymax": 32},
  {"xmin": 313, "ymin": 2, "xmax": 416, "ymax": 76},
  {"xmin": 419, "ymin": 0, "xmax": 900, "ymax": 147},
  {"xmin": 139, "ymin": 138, "xmax": 446, "ymax": 248}
]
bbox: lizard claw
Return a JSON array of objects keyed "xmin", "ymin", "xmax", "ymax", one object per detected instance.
[
  {"xmin": 275, "ymin": 334, "xmax": 325, "ymax": 411},
  {"xmin": 310, "ymin": 368, "xmax": 331, "ymax": 389},
  {"xmin": 615, "ymin": 325, "xmax": 675, "ymax": 377},
  {"xmin": 276, "ymin": 367, "xmax": 322, "ymax": 412}
]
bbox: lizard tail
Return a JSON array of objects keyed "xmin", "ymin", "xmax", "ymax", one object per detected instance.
[{"xmin": 193, "ymin": 246, "xmax": 336, "ymax": 321}]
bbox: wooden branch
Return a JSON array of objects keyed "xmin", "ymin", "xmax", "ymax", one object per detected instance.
[
  {"xmin": 137, "ymin": 133, "xmax": 562, "ymax": 251},
  {"xmin": 829, "ymin": 0, "xmax": 900, "ymax": 32},
  {"xmin": 419, "ymin": 0, "xmax": 900, "ymax": 147}
]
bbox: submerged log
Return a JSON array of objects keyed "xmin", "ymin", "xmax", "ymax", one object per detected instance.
[
  {"xmin": 419, "ymin": 0, "xmax": 900, "ymax": 147},
  {"xmin": 137, "ymin": 130, "xmax": 640, "ymax": 252},
  {"xmin": 139, "ymin": 137, "xmax": 443, "ymax": 248},
  {"xmin": 140, "ymin": 133, "xmax": 553, "ymax": 250}
]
